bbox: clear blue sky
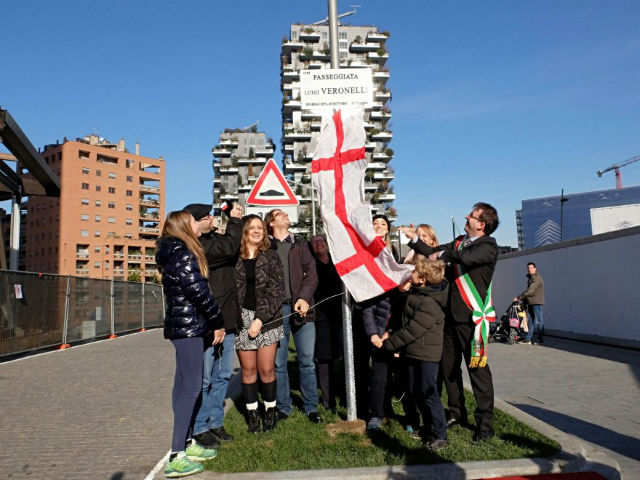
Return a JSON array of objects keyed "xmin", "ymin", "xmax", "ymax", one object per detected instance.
[{"xmin": 2, "ymin": 0, "xmax": 639, "ymax": 246}]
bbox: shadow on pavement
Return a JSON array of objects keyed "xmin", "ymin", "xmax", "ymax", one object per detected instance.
[{"xmin": 513, "ymin": 404, "xmax": 640, "ymax": 461}]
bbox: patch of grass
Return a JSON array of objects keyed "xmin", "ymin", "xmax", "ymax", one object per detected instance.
[{"xmin": 204, "ymin": 355, "xmax": 559, "ymax": 473}]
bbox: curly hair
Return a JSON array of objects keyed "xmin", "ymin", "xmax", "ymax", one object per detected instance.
[{"xmin": 413, "ymin": 256, "xmax": 445, "ymax": 285}]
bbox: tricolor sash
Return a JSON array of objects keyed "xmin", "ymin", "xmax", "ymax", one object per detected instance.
[{"xmin": 453, "ymin": 235, "xmax": 496, "ymax": 368}]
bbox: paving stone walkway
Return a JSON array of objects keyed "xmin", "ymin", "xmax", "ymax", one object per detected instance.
[
  {"xmin": 482, "ymin": 337, "xmax": 640, "ymax": 479},
  {"xmin": 1, "ymin": 329, "xmax": 638, "ymax": 479},
  {"xmin": 0, "ymin": 329, "xmax": 174, "ymax": 480}
]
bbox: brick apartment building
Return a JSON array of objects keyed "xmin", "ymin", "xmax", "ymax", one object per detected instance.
[{"xmin": 21, "ymin": 134, "xmax": 165, "ymax": 281}]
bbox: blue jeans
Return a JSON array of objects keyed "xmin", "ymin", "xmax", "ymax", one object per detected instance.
[
  {"xmin": 193, "ymin": 333, "xmax": 236, "ymax": 435},
  {"xmin": 524, "ymin": 304, "xmax": 544, "ymax": 342},
  {"xmin": 275, "ymin": 303, "xmax": 319, "ymax": 415}
]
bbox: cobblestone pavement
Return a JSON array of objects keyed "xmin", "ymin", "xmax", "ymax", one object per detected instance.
[
  {"xmin": 478, "ymin": 337, "xmax": 640, "ymax": 479},
  {"xmin": 0, "ymin": 329, "xmax": 174, "ymax": 480}
]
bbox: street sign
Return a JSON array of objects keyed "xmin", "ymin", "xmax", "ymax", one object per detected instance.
[
  {"xmin": 300, "ymin": 68, "xmax": 373, "ymax": 110},
  {"xmin": 246, "ymin": 158, "xmax": 299, "ymax": 206}
]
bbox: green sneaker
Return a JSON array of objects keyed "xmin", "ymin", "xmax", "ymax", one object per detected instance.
[
  {"xmin": 185, "ymin": 439, "xmax": 218, "ymax": 461},
  {"xmin": 165, "ymin": 452, "xmax": 204, "ymax": 478}
]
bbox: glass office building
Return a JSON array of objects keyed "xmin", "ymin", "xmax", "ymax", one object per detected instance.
[{"xmin": 516, "ymin": 185, "xmax": 640, "ymax": 250}]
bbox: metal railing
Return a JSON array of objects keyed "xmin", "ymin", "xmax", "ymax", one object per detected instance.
[{"xmin": 0, "ymin": 270, "xmax": 165, "ymax": 358}]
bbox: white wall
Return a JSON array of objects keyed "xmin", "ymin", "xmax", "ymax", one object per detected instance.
[{"xmin": 493, "ymin": 227, "xmax": 640, "ymax": 346}]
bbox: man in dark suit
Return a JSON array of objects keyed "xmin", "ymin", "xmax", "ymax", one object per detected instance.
[{"xmin": 399, "ymin": 202, "xmax": 499, "ymax": 442}]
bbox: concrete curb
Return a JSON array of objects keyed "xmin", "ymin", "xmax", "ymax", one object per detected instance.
[{"xmin": 159, "ymin": 367, "xmax": 622, "ymax": 480}]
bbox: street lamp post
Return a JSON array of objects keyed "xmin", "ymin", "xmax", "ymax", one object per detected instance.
[{"xmin": 560, "ymin": 188, "xmax": 569, "ymax": 242}]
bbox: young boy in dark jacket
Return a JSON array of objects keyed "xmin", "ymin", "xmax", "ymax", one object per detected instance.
[{"xmin": 381, "ymin": 256, "xmax": 449, "ymax": 450}]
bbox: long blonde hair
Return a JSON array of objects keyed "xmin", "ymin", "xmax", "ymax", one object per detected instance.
[
  {"xmin": 161, "ymin": 210, "xmax": 209, "ymax": 278},
  {"xmin": 417, "ymin": 224, "xmax": 439, "ymax": 247}
]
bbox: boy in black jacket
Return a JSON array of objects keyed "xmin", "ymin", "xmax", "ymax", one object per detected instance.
[{"xmin": 381, "ymin": 256, "xmax": 449, "ymax": 450}]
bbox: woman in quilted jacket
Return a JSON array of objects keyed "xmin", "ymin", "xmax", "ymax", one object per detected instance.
[
  {"xmin": 156, "ymin": 210, "xmax": 224, "ymax": 478},
  {"xmin": 235, "ymin": 215, "xmax": 284, "ymax": 433}
]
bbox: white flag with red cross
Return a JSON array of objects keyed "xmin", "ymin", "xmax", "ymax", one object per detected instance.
[{"xmin": 311, "ymin": 108, "xmax": 413, "ymax": 303}]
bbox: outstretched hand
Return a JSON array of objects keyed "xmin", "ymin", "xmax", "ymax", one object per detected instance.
[{"xmin": 397, "ymin": 223, "xmax": 416, "ymax": 240}]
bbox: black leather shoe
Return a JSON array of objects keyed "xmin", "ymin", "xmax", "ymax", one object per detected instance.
[
  {"xmin": 263, "ymin": 407, "xmax": 277, "ymax": 432},
  {"xmin": 193, "ymin": 430, "xmax": 220, "ymax": 448},
  {"xmin": 246, "ymin": 410, "xmax": 261, "ymax": 434},
  {"xmin": 276, "ymin": 409, "xmax": 289, "ymax": 422},
  {"xmin": 210, "ymin": 426, "xmax": 234, "ymax": 442},
  {"xmin": 473, "ymin": 430, "xmax": 495, "ymax": 442},
  {"xmin": 307, "ymin": 411, "xmax": 323, "ymax": 424}
]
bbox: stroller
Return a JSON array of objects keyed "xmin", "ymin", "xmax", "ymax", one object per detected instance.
[{"xmin": 490, "ymin": 301, "xmax": 528, "ymax": 344}]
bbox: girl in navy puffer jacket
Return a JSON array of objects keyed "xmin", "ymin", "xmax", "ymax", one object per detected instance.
[{"xmin": 156, "ymin": 210, "xmax": 223, "ymax": 478}]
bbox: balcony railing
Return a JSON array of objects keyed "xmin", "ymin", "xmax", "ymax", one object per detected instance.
[
  {"xmin": 366, "ymin": 32, "xmax": 389, "ymax": 43},
  {"xmin": 139, "ymin": 185, "xmax": 160, "ymax": 193},
  {"xmin": 139, "ymin": 227, "xmax": 160, "ymax": 235},
  {"xmin": 299, "ymin": 31, "xmax": 320, "ymax": 42},
  {"xmin": 212, "ymin": 148, "xmax": 232, "ymax": 157},
  {"xmin": 349, "ymin": 42, "xmax": 380, "ymax": 52}
]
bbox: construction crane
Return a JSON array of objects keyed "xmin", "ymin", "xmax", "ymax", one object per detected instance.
[
  {"xmin": 311, "ymin": 5, "xmax": 359, "ymax": 25},
  {"xmin": 597, "ymin": 155, "xmax": 640, "ymax": 189}
]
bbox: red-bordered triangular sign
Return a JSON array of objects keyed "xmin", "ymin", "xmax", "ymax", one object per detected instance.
[{"xmin": 246, "ymin": 158, "xmax": 299, "ymax": 206}]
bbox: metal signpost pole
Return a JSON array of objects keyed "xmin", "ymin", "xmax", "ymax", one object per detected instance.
[
  {"xmin": 311, "ymin": 185, "xmax": 317, "ymax": 236},
  {"xmin": 328, "ymin": 0, "xmax": 357, "ymax": 422}
]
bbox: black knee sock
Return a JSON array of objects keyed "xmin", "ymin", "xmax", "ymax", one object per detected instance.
[
  {"xmin": 242, "ymin": 382, "xmax": 258, "ymax": 405},
  {"xmin": 259, "ymin": 380, "xmax": 277, "ymax": 403}
]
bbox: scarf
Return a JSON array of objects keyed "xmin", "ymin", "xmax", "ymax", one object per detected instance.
[{"xmin": 453, "ymin": 235, "xmax": 496, "ymax": 368}]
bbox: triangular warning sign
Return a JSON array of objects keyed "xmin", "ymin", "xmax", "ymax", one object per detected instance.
[{"xmin": 246, "ymin": 158, "xmax": 299, "ymax": 206}]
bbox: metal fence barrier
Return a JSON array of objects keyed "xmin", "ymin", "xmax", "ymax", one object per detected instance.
[{"xmin": 0, "ymin": 270, "xmax": 165, "ymax": 357}]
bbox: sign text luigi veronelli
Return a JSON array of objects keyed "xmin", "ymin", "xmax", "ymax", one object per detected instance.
[{"xmin": 300, "ymin": 68, "xmax": 373, "ymax": 110}]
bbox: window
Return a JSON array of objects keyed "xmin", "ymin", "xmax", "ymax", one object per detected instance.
[
  {"xmin": 125, "ymin": 233, "xmax": 133, "ymax": 239},
  {"xmin": 81, "ymin": 230, "xmax": 89, "ymax": 237},
  {"xmin": 82, "ymin": 168, "xmax": 90, "ymax": 175},
  {"xmin": 79, "ymin": 150, "xmax": 90, "ymax": 159},
  {"xmin": 81, "ymin": 183, "xmax": 89, "ymax": 190},
  {"xmin": 105, "ymin": 261, "xmax": 110, "ymax": 270},
  {"xmin": 95, "ymin": 200, "xmax": 102, "ymax": 207},
  {"xmin": 95, "ymin": 215, "xmax": 101, "ymax": 222},
  {"xmin": 108, "ymin": 172, "xmax": 116, "ymax": 179},
  {"xmin": 339, "ymin": 41, "xmax": 347, "ymax": 50},
  {"xmin": 94, "ymin": 246, "xmax": 101, "ymax": 253},
  {"xmin": 291, "ymin": 31, "xmax": 298, "ymax": 40},
  {"xmin": 125, "ymin": 219, "xmax": 133, "ymax": 225},
  {"xmin": 125, "ymin": 204, "xmax": 133, "ymax": 211},
  {"xmin": 126, "ymin": 190, "xmax": 132, "ymax": 196},
  {"xmin": 81, "ymin": 198, "xmax": 89, "ymax": 205},
  {"xmin": 126, "ymin": 159, "xmax": 134, "ymax": 168},
  {"xmin": 108, "ymin": 202, "xmax": 115, "ymax": 209},
  {"xmin": 81, "ymin": 214, "xmax": 89, "ymax": 221},
  {"xmin": 94, "ymin": 262, "xmax": 101, "ymax": 268},
  {"xmin": 96, "ymin": 185, "xmax": 101, "ymax": 192},
  {"xmin": 339, "ymin": 32, "xmax": 347, "ymax": 39},
  {"xmin": 126, "ymin": 175, "xmax": 133, "ymax": 182},
  {"xmin": 322, "ymin": 32, "xmax": 328, "ymax": 40},
  {"xmin": 96, "ymin": 170, "xmax": 102, "ymax": 177},
  {"xmin": 108, "ymin": 217, "xmax": 116, "ymax": 223},
  {"xmin": 108, "ymin": 187, "xmax": 116, "ymax": 194},
  {"xmin": 95, "ymin": 231, "xmax": 101, "ymax": 237}
]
